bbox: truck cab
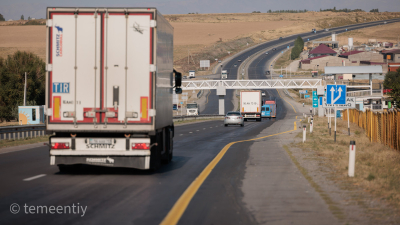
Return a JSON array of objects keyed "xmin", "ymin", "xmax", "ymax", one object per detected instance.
[
  {"xmin": 221, "ymin": 70, "xmax": 228, "ymax": 79},
  {"xmin": 189, "ymin": 70, "xmax": 195, "ymax": 78},
  {"xmin": 186, "ymin": 103, "xmax": 199, "ymax": 115},
  {"xmin": 261, "ymin": 105, "xmax": 271, "ymax": 117}
]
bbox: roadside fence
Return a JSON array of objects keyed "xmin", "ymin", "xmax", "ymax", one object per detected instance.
[{"xmin": 343, "ymin": 108, "xmax": 400, "ymax": 151}]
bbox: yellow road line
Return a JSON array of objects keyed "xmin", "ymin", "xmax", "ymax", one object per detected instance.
[
  {"xmin": 160, "ymin": 128, "xmax": 295, "ymax": 225},
  {"xmin": 277, "ymin": 90, "xmax": 296, "ymax": 113},
  {"xmin": 294, "ymin": 121, "xmax": 297, "ymax": 130}
]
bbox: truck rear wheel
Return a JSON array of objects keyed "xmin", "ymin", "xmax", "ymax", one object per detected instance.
[{"xmin": 150, "ymin": 132, "xmax": 163, "ymax": 171}]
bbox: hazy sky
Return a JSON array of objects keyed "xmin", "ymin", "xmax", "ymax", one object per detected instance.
[{"xmin": 1, "ymin": 0, "xmax": 399, "ymax": 20}]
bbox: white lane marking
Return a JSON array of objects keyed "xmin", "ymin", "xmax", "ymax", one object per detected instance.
[
  {"xmin": 196, "ymin": 130, "xmax": 199, "ymax": 131},
  {"xmin": 210, "ymin": 127, "xmax": 213, "ymax": 128},
  {"xmin": 203, "ymin": 128, "xmax": 206, "ymax": 130},
  {"xmin": 23, "ymin": 174, "xmax": 46, "ymax": 181},
  {"xmin": 180, "ymin": 134, "xmax": 183, "ymax": 136},
  {"xmin": 189, "ymin": 132, "xmax": 193, "ymax": 133}
]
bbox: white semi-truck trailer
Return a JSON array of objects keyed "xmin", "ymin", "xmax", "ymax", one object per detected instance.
[
  {"xmin": 45, "ymin": 7, "xmax": 182, "ymax": 171},
  {"xmin": 240, "ymin": 90, "xmax": 262, "ymax": 121}
]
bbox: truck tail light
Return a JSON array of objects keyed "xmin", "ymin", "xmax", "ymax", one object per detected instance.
[
  {"xmin": 51, "ymin": 142, "xmax": 70, "ymax": 149},
  {"xmin": 132, "ymin": 143, "xmax": 150, "ymax": 150}
]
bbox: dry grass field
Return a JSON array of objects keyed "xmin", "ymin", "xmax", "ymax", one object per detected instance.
[
  {"xmin": 0, "ymin": 12, "xmax": 399, "ymax": 73},
  {"xmin": 319, "ymin": 21, "xmax": 400, "ymax": 46}
]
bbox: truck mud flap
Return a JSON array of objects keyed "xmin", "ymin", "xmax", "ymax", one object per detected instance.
[{"xmin": 54, "ymin": 156, "xmax": 150, "ymax": 170}]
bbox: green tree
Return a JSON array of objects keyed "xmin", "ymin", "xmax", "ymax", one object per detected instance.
[
  {"xmin": 383, "ymin": 67, "xmax": 400, "ymax": 107},
  {"xmin": 21, "ymin": 15, "xmax": 24, "ymax": 20},
  {"xmin": 290, "ymin": 36, "xmax": 304, "ymax": 60},
  {"xmin": 0, "ymin": 51, "xmax": 46, "ymax": 121},
  {"xmin": 0, "ymin": 13, "xmax": 5, "ymax": 21}
]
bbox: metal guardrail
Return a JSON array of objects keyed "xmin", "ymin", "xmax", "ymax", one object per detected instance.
[
  {"xmin": 197, "ymin": 90, "xmax": 204, "ymax": 99},
  {"xmin": 0, "ymin": 116, "xmax": 224, "ymax": 139},
  {"xmin": 346, "ymin": 90, "xmax": 382, "ymax": 97},
  {"xmin": 0, "ymin": 124, "xmax": 47, "ymax": 140},
  {"xmin": 173, "ymin": 114, "xmax": 224, "ymax": 122},
  {"xmin": 282, "ymin": 89, "xmax": 295, "ymax": 100}
]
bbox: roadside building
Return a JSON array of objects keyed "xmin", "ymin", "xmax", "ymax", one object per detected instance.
[
  {"xmin": 388, "ymin": 63, "xmax": 400, "ymax": 72},
  {"xmin": 308, "ymin": 44, "xmax": 337, "ymax": 58},
  {"xmin": 381, "ymin": 49, "xmax": 400, "ymax": 63},
  {"xmin": 339, "ymin": 51, "xmax": 383, "ymax": 65},
  {"xmin": 299, "ymin": 55, "xmax": 351, "ymax": 70}
]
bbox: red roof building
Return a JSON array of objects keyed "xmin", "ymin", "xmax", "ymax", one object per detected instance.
[{"xmin": 309, "ymin": 44, "xmax": 337, "ymax": 57}]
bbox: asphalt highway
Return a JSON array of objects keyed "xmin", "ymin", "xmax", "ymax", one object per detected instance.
[{"xmin": 1, "ymin": 90, "xmax": 285, "ymax": 224}]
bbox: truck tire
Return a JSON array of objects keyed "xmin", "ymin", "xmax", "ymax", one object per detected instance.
[
  {"xmin": 162, "ymin": 127, "xmax": 173, "ymax": 164},
  {"xmin": 58, "ymin": 165, "xmax": 76, "ymax": 173},
  {"xmin": 150, "ymin": 132, "xmax": 162, "ymax": 171}
]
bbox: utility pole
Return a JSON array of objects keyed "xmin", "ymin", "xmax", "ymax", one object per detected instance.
[{"xmin": 24, "ymin": 72, "xmax": 27, "ymax": 106}]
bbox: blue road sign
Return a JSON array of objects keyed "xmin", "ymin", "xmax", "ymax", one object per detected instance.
[
  {"xmin": 326, "ymin": 85, "xmax": 346, "ymax": 104},
  {"xmin": 319, "ymin": 97, "xmax": 323, "ymax": 105},
  {"xmin": 304, "ymin": 95, "xmax": 310, "ymax": 98},
  {"xmin": 281, "ymin": 51, "xmax": 283, "ymax": 54},
  {"xmin": 279, "ymin": 75, "xmax": 283, "ymax": 78},
  {"xmin": 287, "ymin": 46, "xmax": 289, "ymax": 49},
  {"xmin": 180, "ymin": 102, "xmax": 183, "ymax": 104},
  {"xmin": 312, "ymin": 91, "xmax": 318, "ymax": 108},
  {"xmin": 307, "ymin": 38, "xmax": 309, "ymax": 41}
]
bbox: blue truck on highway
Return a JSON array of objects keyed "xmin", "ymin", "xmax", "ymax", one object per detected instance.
[{"xmin": 261, "ymin": 100, "xmax": 276, "ymax": 118}]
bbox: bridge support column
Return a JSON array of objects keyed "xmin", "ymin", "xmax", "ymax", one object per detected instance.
[{"xmin": 217, "ymin": 86, "xmax": 226, "ymax": 115}]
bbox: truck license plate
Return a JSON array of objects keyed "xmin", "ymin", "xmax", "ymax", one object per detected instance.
[{"xmin": 89, "ymin": 139, "xmax": 112, "ymax": 144}]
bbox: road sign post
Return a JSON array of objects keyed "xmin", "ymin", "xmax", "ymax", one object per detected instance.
[{"xmin": 325, "ymin": 85, "xmax": 349, "ymax": 142}]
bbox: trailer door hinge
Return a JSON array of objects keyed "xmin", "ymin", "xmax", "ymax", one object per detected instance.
[
  {"xmin": 46, "ymin": 19, "xmax": 53, "ymax": 27},
  {"xmin": 150, "ymin": 20, "xmax": 156, "ymax": 28},
  {"xmin": 46, "ymin": 64, "xmax": 53, "ymax": 72},
  {"xmin": 47, "ymin": 109, "xmax": 53, "ymax": 116},
  {"xmin": 150, "ymin": 65, "xmax": 156, "ymax": 72},
  {"xmin": 149, "ymin": 109, "xmax": 156, "ymax": 117}
]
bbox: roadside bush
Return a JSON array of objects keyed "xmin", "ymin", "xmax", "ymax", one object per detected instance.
[{"xmin": 0, "ymin": 51, "xmax": 46, "ymax": 121}]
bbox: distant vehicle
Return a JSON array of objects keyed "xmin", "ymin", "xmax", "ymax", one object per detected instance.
[
  {"xmin": 311, "ymin": 28, "xmax": 316, "ymax": 33},
  {"xmin": 325, "ymin": 28, "xmax": 329, "ymax": 31},
  {"xmin": 189, "ymin": 70, "xmax": 195, "ymax": 78},
  {"xmin": 218, "ymin": 60, "xmax": 222, "ymax": 63},
  {"xmin": 221, "ymin": 70, "xmax": 228, "ymax": 79},
  {"xmin": 186, "ymin": 102, "xmax": 199, "ymax": 116},
  {"xmin": 240, "ymin": 90, "xmax": 262, "ymax": 121},
  {"xmin": 384, "ymin": 21, "xmax": 387, "ymax": 24},
  {"xmin": 224, "ymin": 112, "xmax": 244, "ymax": 127},
  {"xmin": 272, "ymin": 48, "xmax": 276, "ymax": 51},
  {"xmin": 234, "ymin": 64, "xmax": 237, "ymax": 67},
  {"xmin": 262, "ymin": 100, "xmax": 277, "ymax": 118},
  {"xmin": 261, "ymin": 91, "xmax": 266, "ymax": 96},
  {"xmin": 183, "ymin": 75, "xmax": 188, "ymax": 79},
  {"xmin": 173, "ymin": 104, "xmax": 178, "ymax": 110},
  {"xmin": 265, "ymin": 52, "xmax": 269, "ymax": 54},
  {"xmin": 265, "ymin": 71, "xmax": 270, "ymax": 75},
  {"xmin": 279, "ymin": 37, "xmax": 283, "ymax": 40},
  {"xmin": 238, "ymin": 59, "xmax": 242, "ymax": 62}
]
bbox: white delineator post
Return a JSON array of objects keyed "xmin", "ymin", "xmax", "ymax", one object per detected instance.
[
  {"xmin": 303, "ymin": 125, "xmax": 306, "ymax": 143},
  {"xmin": 348, "ymin": 141, "xmax": 356, "ymax": 177},
  {"xmin": 310, "ymin": 119, "xmax": 313, "ymax": 133},
  {"xmin": 347, "ymin": 109, "xmax": 350, "ymax": 136}
]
